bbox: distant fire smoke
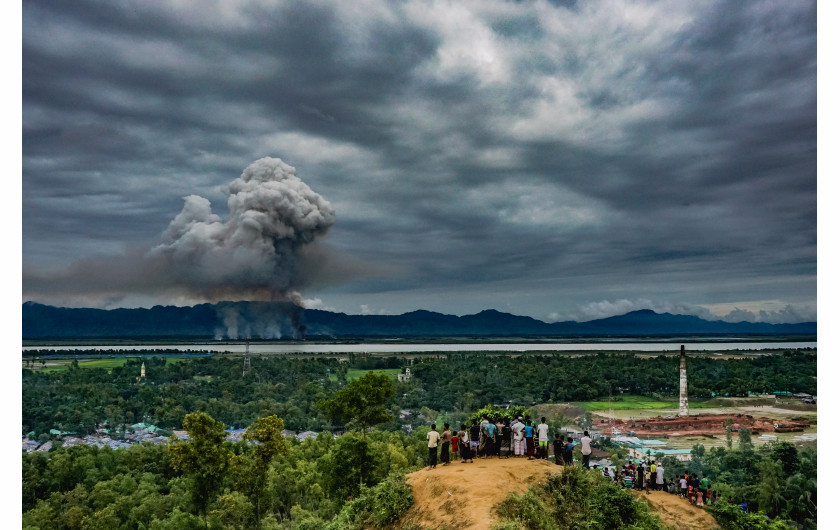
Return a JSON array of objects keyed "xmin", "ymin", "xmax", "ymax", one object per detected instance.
[{"xmin": 24, "ymin": 157, "xmax": 339, "ymax": 339}]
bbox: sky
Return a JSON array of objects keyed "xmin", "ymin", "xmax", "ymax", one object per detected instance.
[{"xmin": 20, "ymin": 0, "xmax": 818, "ymax": 324}]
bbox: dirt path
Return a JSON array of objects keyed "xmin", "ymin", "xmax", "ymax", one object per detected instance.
[
  {"xmin": 400, "ymin": 457, "xmax": 559, "ymax": 530},
  {"xmin": 633, "ymin": 491, "xmax": 719, "ymax": 530}
]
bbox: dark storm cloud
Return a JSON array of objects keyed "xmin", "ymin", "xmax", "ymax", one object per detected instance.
[{"xmin": 22, "ymin": 0, "xmax": 816, "ymax": 323}]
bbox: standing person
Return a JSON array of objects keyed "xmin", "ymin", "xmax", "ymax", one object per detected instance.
[
  {"xmin": 553, "ymin": 434, "xmax": 564, "ymax": 465},
  {"xmin": 564, "ymin": 436, "xmax": 575, "ymax": 465},
  {"xmin": 495, "ymin": 418, "xmax": 505, "ymax": 457},
  {"xmin": 459, "ymin": 424, "xmax": 473, "ymax": 463},
  {"xmin": 427, "ymin": 424, "xmax": 440, "ymax": 470},
  {"xmin": 524, "ymin": 420, "xmax": 535, "ymax": 460},
  {"xmin": 650, "ymin": 461, "xmax": 657, "ymax": 488},
  {"xmin": 469, "ymin": 420, "xmax": 481, "ymax": 459},
  {"xmin": 450, "ymin": 428, "xmax": 459, "ymax": 461},
  {"xmin": 656, "ymin": 462, "xmax": 665, "ymax": 492},
  {"xmin": 478, "ymin": 415, "xmax": 489, "ymax": 458},
  {"xmin": 440, "ymin": 424, "xmax": 451, "ymax": 466},
  {"xmin": 580, "ymin": 431, "xmax": 592, "ymax": 468},
  {"xmin": 699, "ymin": 474, "xmax": 710, "ymax": 504},
  {"xmin": 512, "ymin": 416, "xmax": 525, "ymax": 457},
  {"xmin": 679, "ymin": 474, "xmax": 688, "ymax": 498},
  {"xmin": 500, "ymin": 420, "xmax": 512, "ymax": 458},
  {"xmin": 536, "ymin": 417, "xmax": 550, "ymax": 460},
  {"xmin": 483, "ymin": 418, "xmax": 497, "ymax": 458}
]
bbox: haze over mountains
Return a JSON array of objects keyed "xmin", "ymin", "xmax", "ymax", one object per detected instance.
[{"xmin": 22, "ymin": 302, "xmax": 816, "ymax": 340}]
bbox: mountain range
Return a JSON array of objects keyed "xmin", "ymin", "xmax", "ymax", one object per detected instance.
[{"xmin": 22, "ymin": 301, "xmax": 817, "ymax": 339}]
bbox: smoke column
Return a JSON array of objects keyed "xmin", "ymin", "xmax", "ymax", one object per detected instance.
[
  {"xmin": 147, "ymin": 157, "xmax": 335, "ymax": 338},
  {"xmin": 24, "ymin": 157, "xmax": 336, "ymax": 339}
]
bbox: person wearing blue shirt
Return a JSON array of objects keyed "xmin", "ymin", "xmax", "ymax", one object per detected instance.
[
  {"xmin": 523, "ymin": 419, "xmax": 535, "ymax": 459},
  {"xmin": 483, "ymin": 421, "xmax": 497, "ymax": 458}
]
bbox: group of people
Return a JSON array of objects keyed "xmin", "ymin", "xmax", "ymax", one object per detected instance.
[
  {"xmin": 425, "ymin": 415, "xmax": 594, "ymax": 470},
  {"xmin": 617, "ymin": 461, "xmax": 716, "ymax": 506}
]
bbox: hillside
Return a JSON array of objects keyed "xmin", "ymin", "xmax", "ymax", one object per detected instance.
[
  {"xmin": 22, "ymin": 301, "xmax": 817, "ymax": 339},
  {"xmin": 397, "ymin": 458, "xmax": 719, "ymax": 530}
]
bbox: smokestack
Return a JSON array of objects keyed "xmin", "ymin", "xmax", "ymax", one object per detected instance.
[{"xmin": 679, "ymin": 345, "xmax": 689, "ymax": 417}]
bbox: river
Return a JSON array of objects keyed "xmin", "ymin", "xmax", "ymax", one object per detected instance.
[{"xmin": 23, "ymin": 341, "xmax": 816, "ymax": 354}]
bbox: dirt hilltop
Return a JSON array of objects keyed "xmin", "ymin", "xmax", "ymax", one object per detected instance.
[
  {"xmin": 400, "ymin": 457, "xmax": 557, "ymax": 529},
  {"xmin": 397, "ymin": 458, "xmax": 719, "ymax": 530}
]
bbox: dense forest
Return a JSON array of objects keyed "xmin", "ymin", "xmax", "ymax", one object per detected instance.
[
  {"xmin": 23, "ymin": 350, "xmax": 816, "ymax": 437},
  {"xmin": 22, "ymin": 351, "xmax": 817, "ymax": 528}
]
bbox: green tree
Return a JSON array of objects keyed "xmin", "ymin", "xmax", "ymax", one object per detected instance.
[
  {"xmin": 757, "ymin": 459, "xmax": 784, "ymax": 518},
  {"xmin": 738, "ymin": 427, "xmax": 753, "ymax": 452},
  {"xmin": 169, "ymin": 412, "xmax": 231, "ymax": 528},
  {"xmin": 319, "ymin": 372, "xmax": 396, "ymax": 437},
  {"xmin": 234, "ymin": 415, "xmax": 288, "ymax": 524},
  {"xmin": 724, "ymin": 418, "xmax": 734, "ymax": 450}
]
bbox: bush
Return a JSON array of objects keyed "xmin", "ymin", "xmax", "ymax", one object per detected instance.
[
  {"xmin": 469, "ymin": 405, "xmax": 530, "ymax": 425},
  {"xmin": 708, "ymin": 502, "xmax": 791, "ymax": 530},
  {"xmin": 325, "ymin": 472, "xmax": 414, "ymax": 529},
  {"xmin": 493, "ymin": 467, "xmax": 665, "ymax": 530}
]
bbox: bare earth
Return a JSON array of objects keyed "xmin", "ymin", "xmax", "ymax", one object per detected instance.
[
  {"xmin": 400, "ymin": 457, "xmax": 559, "ymax": 530},
  {"xmin": 633, "ymin": 491, "xmax": 719, "ymax": 530}
]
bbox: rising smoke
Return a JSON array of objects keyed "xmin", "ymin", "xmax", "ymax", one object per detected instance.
[
  {"xmin": 24, "ymin": 157, "xmax": 338, "ymax": 339},
  {"xmin": 148, "ymin": 157, "xmax": 335, "ymax": 302}
]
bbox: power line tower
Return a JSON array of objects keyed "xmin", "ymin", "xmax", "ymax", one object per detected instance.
[{"xmin": 242, "ymin": 339, "xmax": 251, "ymax": 377}]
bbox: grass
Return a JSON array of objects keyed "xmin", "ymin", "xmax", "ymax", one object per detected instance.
[
  {"xmin": 28, "ymin": 357, "xmax": 186, "ymax": 372},
  {"xmin": 573, "ymin": 394, "xmax": 722, "ymax": 412},
  {"xmin": 575, "ymin": 395, "xmax": 679, "ymax": 411},
  {"xmin": 345, "ymin": 368, "xmax": 403, "ymax": 381}
]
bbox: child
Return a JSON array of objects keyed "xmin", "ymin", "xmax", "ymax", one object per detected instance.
[
  {"xmin": 459, "ymin": 424, "xmax": 473, "ymax": 463},
  {"xmin": 564, "ymin": 436, "xmax": 574, "ymax": 465},
  {"xmin": 451, "ymin": 429, "xmax": 459, "ymax": 460}
]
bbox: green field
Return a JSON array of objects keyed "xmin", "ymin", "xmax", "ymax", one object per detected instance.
[
  {"xmin": 345, "ymin": 368, "xmax": 403, "ymax": 381},
  {"xmin": 573, "ymin": 394, "xmax": 715, "ymax": 411},
  {"xmin": 27, "ymin": 357, "xmax": 185, "ymax": 373}
]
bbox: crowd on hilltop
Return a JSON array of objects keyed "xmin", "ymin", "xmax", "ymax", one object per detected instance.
[
  {"xmin": 424, "ymin": 415, "xmax": 593, "ymax": 470},
  {"xmin": 425, "ymin": 414, "xmax": 720, "ymax": 510}
]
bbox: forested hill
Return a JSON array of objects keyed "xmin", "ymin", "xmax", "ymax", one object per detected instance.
[{"xmin": 22, "ymin": 301, "xmax": 816, "ymax": 339}]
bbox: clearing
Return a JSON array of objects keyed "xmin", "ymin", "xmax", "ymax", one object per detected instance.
[{"xmin": 345, "ymin": 368, "xmax": 403, "ymax": 381}]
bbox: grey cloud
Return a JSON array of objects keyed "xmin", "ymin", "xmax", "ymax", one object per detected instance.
[{"xmin": 22, "ymin": 0, "xmax": 817, "ymax": 323}]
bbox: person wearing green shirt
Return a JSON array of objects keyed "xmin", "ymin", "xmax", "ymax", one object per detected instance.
[{"xmin": 699, "ymin": 474, "xmax": 710, "ymax": 504}]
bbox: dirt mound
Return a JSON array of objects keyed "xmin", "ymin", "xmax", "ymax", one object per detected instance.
[
  {"xmin": 400, "ymin": 457, "xmax": 560, "ymax": 529},
  {"xmin": 633, "ymin": 491, "xmax": 719, "ymax": 530}
]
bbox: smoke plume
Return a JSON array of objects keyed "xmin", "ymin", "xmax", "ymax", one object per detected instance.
[
  {"xmin": 148, "ymin": 157, "xmax": 335, "ymax": 300},
  {"xmin": 24, "ymin": 157, "xmax": 338, "ymax": 338}
]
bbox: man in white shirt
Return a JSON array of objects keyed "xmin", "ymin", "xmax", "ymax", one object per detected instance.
[
  {"xmin": 427, "ymin": 424, "xmax": 440, "ymax": 470},
  {"xmin": 511, "ymin": 416, "xmax": 525, "ymax": 457},
  {"xmin": 580, "ymin": 430, "xmax": 592, "ymax": 468},
  {"xmin": 656, "ymin": 462, "xmax": 665, "ymax": 491},
  {"xmin": 536, "ymin": 417, "xmax": 550, "ymax": 459}
]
